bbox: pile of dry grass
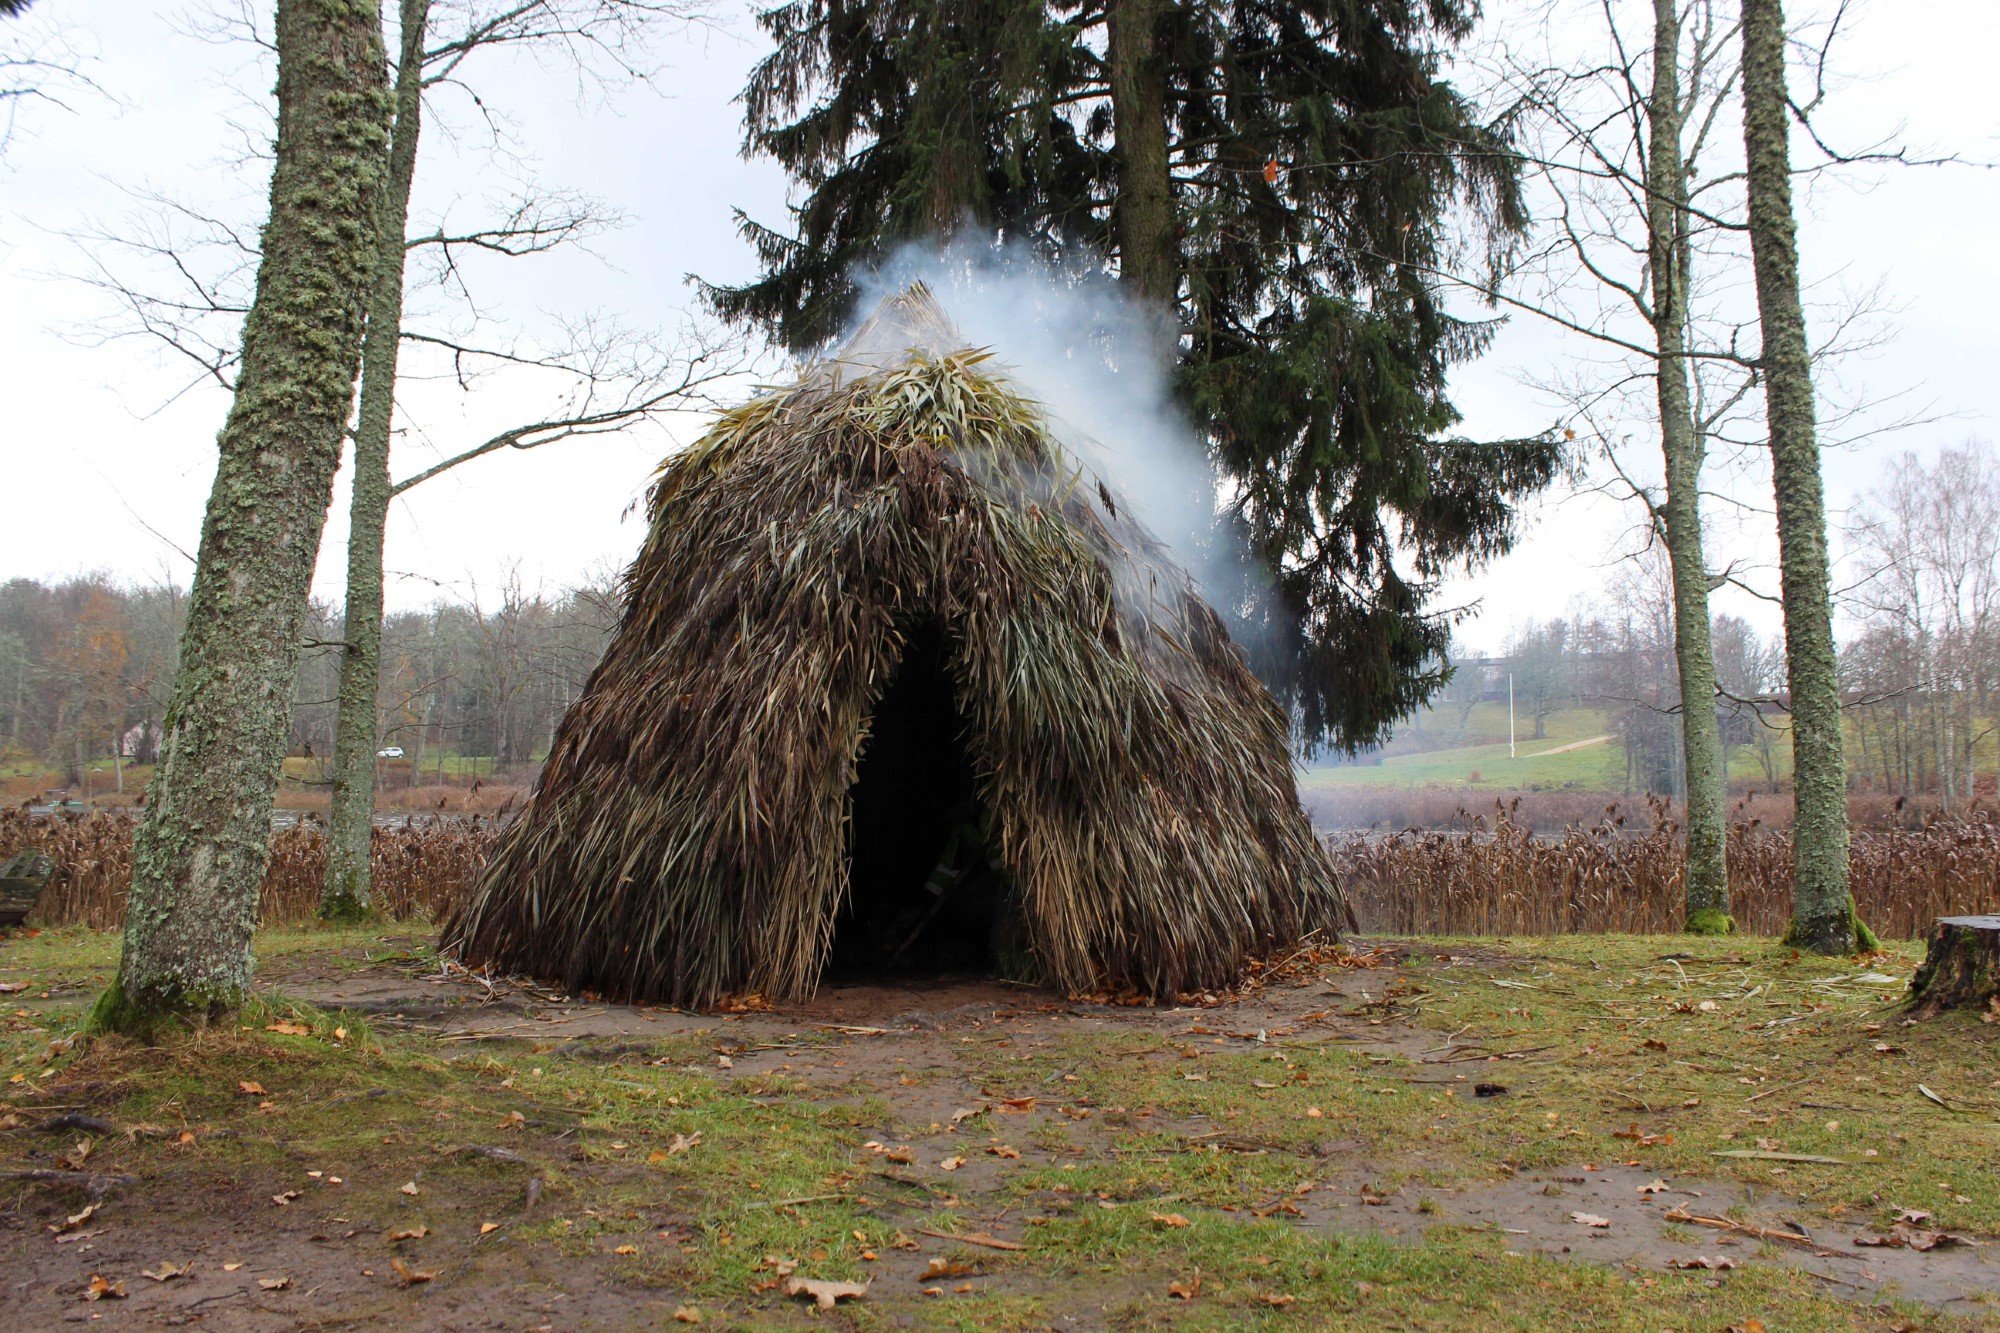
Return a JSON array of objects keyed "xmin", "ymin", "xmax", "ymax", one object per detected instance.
[
  {"xmin": 0, "ymin": 808, "xmax": 497, "ymax": 930},
  {"xmin": 1332, "ymin": 797, "xmax": 2000, "ymax": 939},
  {"xmin": 446, "ymin": 291, "xmax": 1346, "ymax": 1006}
]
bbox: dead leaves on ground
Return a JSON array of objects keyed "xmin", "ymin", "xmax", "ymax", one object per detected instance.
[
  {"xmin": 389, "ymin": 1258, "xmax": 438, "ymax": 1285},
  {"xmin": 1855, "ymin": 1222, "xmax": 1974, "ymax": 1251},
  {"xmin": 83, "ymin": 1274, "xmax": 126, "ymax": 1301},
  {"xmin": 647, "ymin": 1131, "xmax": 701, "ymax": 1163}
]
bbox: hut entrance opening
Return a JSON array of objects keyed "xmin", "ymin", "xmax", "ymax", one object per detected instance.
[{"xmin": 832, "ymin": 619, "xmax": 1014, "ymax": 978}]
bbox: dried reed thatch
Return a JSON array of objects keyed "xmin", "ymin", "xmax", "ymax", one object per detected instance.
[{"xmin": 444, "ymin": 288, "xmax": 1346, "ymax": 1006}]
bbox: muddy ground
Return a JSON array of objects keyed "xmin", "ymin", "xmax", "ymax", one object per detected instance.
[{"xmin": 2, "ymin": 933, "xmax": 1995, "ymax": 1330}]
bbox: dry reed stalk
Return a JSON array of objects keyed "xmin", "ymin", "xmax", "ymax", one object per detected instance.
[
  {"xmin": 0, "ymin": 808, "xmax": 498, "ymax": 931},
  {"xmin": 1330, "ymin": 797, "xmax": 2000, "ymax": 939}
]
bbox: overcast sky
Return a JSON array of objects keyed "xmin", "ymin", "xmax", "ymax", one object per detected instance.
[{"xmin": 3, "ymin": 0, "xmax": 1996, "ymax": 653}]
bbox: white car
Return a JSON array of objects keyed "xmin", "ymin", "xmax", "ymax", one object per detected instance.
[{"xmin": 376, "ymin": 746, "xmax": 406, "ymax": 759}]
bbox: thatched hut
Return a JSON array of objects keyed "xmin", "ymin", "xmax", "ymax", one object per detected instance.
[{"xmin": 444, "ymin": 290, "xmax": 1347, "ymax": 1007}]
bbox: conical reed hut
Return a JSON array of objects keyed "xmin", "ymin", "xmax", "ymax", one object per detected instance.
[{"xmin": 444, "ymin": 289, "xmax": 1348, "ymax": 1007}]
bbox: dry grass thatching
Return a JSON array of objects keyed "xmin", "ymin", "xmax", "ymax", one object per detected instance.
[{"xmin": 444, "ymin": 289, "xmax": 1347, "ymax": 1006}]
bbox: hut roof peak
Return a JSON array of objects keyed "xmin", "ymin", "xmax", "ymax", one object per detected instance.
[{"xmin": 836, "ymin": 282, "xmax": 969, "ymax": 367}]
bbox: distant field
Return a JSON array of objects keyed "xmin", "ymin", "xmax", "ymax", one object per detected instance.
[{"xmin": 1297, "ymin": 703, "xmax": 1791, "ymax": 797}]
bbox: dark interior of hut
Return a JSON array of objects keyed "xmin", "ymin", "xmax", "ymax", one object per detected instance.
[{"xmin": 831, "ymin": 618, "xmax": 1014, "ymax": 979}]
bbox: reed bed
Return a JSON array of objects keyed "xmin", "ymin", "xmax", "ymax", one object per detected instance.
[
  {"xmin": 1332, "ymin": 797, "xmax": 2000, "ymax": 939},
  {"xmin": 0, "ymin": 809, "xmax": 499, "ymax": 931},
  {"xmin": 9, "ymin": 796, "xmax": 1995, "ymax": 943}
]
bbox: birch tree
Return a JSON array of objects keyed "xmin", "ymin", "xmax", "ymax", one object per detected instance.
[{"xmin": 92, "ymin": 0, "xmax": 391, "ymax": 1033}]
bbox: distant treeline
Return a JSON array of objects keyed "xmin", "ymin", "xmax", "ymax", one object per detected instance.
[{"xmin": 0, "ymin": 572, "xmax": 621, "ymax": 787}]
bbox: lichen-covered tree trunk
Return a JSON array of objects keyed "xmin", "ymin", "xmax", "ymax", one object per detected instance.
[
  {"xmin": 324, "ymin": 0, "xmax": 429, "ymax": 921},
  {"xmin": 1739, "ymin": 0, "xmax": 1864, "ymax": 953},
  {"xmin": 1649, "ymin": 0, "xmax": 1729, "ymax": 935},
  {"xmin": 1106, "ymin": 0, "xmax": 1174, "ymax": 310},
  {"xmin": 97, "ymin": 0, "xmax": 390, "ymax": 1032}
]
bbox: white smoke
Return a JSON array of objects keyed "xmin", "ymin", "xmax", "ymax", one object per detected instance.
[{"xmin": 844, "ymin": 239, "xmax": 1270, "ymax": 644}]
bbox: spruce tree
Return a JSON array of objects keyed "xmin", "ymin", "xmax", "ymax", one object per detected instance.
[{"xmin": 711, "ymin": 0, "xmax": 1564, "ymax": 751}]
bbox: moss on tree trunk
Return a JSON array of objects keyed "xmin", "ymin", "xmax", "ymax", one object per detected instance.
[
  {"xmin": 98, "ymin": 0, "xmax": 392, "ymax": 1033},
  {"xmin": 1740, "ymin": 0, "xmax": 1858, "ymax": 954},
  {"xmin": 1649, "ymin": 0, "xmax": 1729, "ymax": 936},
  {"xmin": 324, "ymin": 0, "xmax": 429, "ymax": 923},
  {"xmin": 1907, "ymin": 915, "xmax": 2000, "ymax": 1017}
]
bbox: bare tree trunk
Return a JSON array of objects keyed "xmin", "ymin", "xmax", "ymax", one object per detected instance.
[
  {"xmin": 1739, "ymin": 0, "xmax": 1866, "ymax": 953},
  {"xmin": 325, "ymin": 0, "xmax": 429, "ymax": 921},
  {"xmin": 93, "ymin": 0, "xmax": 390, "ymax": 1033},
  {"xmin": 1106, "ymin": 0, "xmax": 1175, "ymax": 311},
  {"xmin": 1650, "ymin": 0, "xmax": 1729, "ymax": 934}
]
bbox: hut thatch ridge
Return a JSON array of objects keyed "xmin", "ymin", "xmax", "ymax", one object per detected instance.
[{"xmin": 444, "ymin": 289, "xmax": 1347, "ymax": 1006}]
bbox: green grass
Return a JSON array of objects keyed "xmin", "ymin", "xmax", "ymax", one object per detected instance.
[
  {"xmin": 3, "ymin": 926, "xmax": 1992, "ymax": 1329},
  {"xmin": 1299, "ymin": 703, "xmax": 1794, "ymax": 794}
]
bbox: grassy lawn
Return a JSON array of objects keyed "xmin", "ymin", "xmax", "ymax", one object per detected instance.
[{"xmin": 1, "ymin": 926, "xmax": 1994, "ymax": 1329}]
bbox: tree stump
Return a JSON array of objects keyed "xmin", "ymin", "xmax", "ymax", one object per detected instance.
[
  {"xmin": 0, "ymin": 851, "xmax": 55, "ymax": 927},
  {"xmin": 1907, "ymin": 915, "xmax": 2000, "ymax": 1018}
]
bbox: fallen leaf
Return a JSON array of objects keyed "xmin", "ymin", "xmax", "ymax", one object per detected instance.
[
  {"xmin": 272, "ymin": 1190, "xmax": 300, "ymax": 1206},
  {"xmin": 51, "ymin": 1203, "xmax": 97, "ymax": 1234},
  {"xmin": 922, "ymin": 1257, "xmax": 974, "ymax": 1280},
  {"xmin": 265, "ymin": 1021, "xmax": 310, "ymax": 1036},
  {"xmin": 987, "ymin": 1145, "xmax": 1020, "ymax": 1159},
  {"xmin": 996, "ymin": 1097, "xmax": 1036, "ymax": 1113},
  {"xmin": 673, "ymin": 1306, "xmax": 701, "ymax": 1323},
  {"xmin": 1638, "ymin": 1179, "xmax": 1669, "ymax": 1195},
  {"xmin": 258, "ymin": 1276, "xmax": 292, "ymax": 1291},
  {"xmin": 84, "ymin": 1274, "xmax": 127, "ymax": 1301},
  {"xmin": 238, "ymin": 1081, "xmax": 266, "ymax": 1096},
  {"xmin": 1666, "ymin": 1255, "xmax": 1737, "ymax": 1270},
  {"xmin": 142, "ymin": 1261, "xmax": 190, "ymax": 1282},
  {"xmin": 389, "ymin": 1258, "xmax": 437, "ymax": 1285},
  {"xmin": 939, "ymin": 1156, "xmax": 966, "ymax": 1171},
  {"xmin": 1150, "ymin": 1212, "xmax": 1192, "ymax": 1228},
  {"xmin": 614, "ymin": 1244, "xmax": 638, "ymax": 1255},
  {"xmin": 389, "ymin": 1226, "xmax": 429, "ymax": 1241},
  {"xmin": 221, "ymin": 1261, "xmax": 242, "ymax": 1272},
  {"xmin": 1166, "ymin": 1272, "xmax": 1203, "ymax": 1300},
  {"xmin": 479, "ymin": 1222, "xmax": 501, "ymax": 1235},
  {"xmin": 399, "ymin": 1181, "xmax": 420, "ymax": 1196},
  {"xmin": 1262, "ymin": 1293, "xmax": 1296, "ymax": 1307},
  {"xmin": 1723, "ymin": 1321, "xmax": 1767, "ymax": 1333},
  {"xmin": 1570, "ymin": 1212, "xmax": 1611, "ymax": 1228},
  {"xmin": 785, "ymin": 1276, "xmax": 868, "ymax": 1310}
]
